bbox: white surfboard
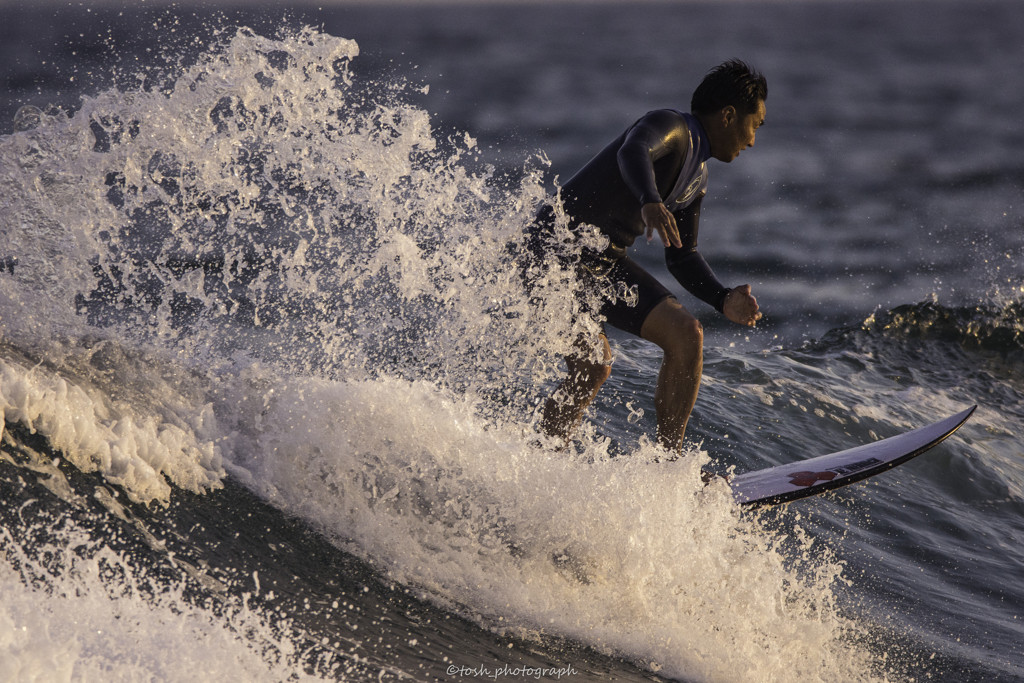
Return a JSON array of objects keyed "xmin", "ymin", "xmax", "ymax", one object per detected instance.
[{"xmin": 729, "ymin": 406, "xmax": 976, "ymax": 507}]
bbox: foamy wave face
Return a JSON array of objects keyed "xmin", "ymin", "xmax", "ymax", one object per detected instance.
[
  {"xmin": 0, "ymin": 356, "xmax": 222, "ymax": 504},
  {"xmin": 221, "ymin": 370, "xmax": 878, "ymax": 683}
]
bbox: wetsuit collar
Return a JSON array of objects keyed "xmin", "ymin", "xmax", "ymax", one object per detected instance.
[
  {"xmin": 686, "ymin": 112, "xmax": 713, "ymax": 164},
  {"xmin": 662, "ymin": 111, "xmax": 712, "ymax": 211}
]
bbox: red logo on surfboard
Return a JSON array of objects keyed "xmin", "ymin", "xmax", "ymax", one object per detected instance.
[{"xmin": 788, "ymin": 471, "xmax": 838, "ymax": 487}]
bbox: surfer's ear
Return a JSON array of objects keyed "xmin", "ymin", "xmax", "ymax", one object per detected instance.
[{"xmin": 720, "ymin": 106, "xmax": 737, "ymax": 127}]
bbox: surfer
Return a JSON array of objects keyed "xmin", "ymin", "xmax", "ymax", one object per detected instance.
[{"xmin": 528, "ymin": 60, "xmax": 766, "ymax": 452}]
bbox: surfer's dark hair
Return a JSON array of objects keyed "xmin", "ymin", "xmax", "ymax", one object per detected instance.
[{"xmin": 690, "ymin": 60, "xmax": 767, "ymax": 116}]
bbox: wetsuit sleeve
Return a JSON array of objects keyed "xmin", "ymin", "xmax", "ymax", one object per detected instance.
[
  {"xmin": 664, "ymin": 195, "xmax": 732, "ymax": 313},
  {"xmin": 616, "ymin": 110, "xmax": 690, "ymax": 206}
]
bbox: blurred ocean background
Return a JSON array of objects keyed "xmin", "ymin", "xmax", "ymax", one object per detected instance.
[{"xmin": 1, "ymin": 1, "xmax": 1023, "ymax": 681}]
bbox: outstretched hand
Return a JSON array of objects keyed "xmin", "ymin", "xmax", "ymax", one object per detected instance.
[
  {"xmin": 642, "ymin": 202, "xmax": 683, "ymax": 248},
  {"xmin": 723, "ymin": 285, "xmax": 761, "ymax": 327}
]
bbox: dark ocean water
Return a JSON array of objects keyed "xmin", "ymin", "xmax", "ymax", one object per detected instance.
[{"xmin": 1, "ymin": 1, "xmax": 1023, "ymax": 682}]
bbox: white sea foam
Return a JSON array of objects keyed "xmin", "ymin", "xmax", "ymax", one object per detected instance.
[
  {"xmin": 0, "ymin": 524, "xmax": 333, "ymax": 682},
  {"xmin": 220, "ymin": 370, "xmax": 878, "ymax": 683}
]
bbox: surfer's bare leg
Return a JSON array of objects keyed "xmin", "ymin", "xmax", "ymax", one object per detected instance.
[
  {"xmin": 640, "ymin": 298, "xmax": 703, "ymax": 452},
  {"xmin": 540, "ymin": 334, "xmax": 612, "ymax": 443}
]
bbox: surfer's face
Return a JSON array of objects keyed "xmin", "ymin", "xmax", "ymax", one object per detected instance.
[{"xmin": 707, "ymin": 100, "xmax": 765, "ymax": 163}]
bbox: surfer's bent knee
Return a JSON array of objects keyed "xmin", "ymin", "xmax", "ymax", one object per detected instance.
[{"xmin": 641, "ymin": 298, "xmax": 703, "ymax": 352}]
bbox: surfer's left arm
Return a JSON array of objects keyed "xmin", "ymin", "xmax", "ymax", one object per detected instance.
[{"xmin": 664, "ymin": 195, "xmax": 761, "ymax": 327}]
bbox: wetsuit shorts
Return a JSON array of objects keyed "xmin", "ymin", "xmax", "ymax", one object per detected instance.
[
  {"xmin": 583, "ymin": 254, "xmax": 674, "ymax": 338},
  {"xmin": 523, "ymin": 207, "xmax": 674, "ymax": 338}
]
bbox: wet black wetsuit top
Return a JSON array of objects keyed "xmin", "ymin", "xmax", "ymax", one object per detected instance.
[{"xmin": 559, "ymin": 109, "xmax": 731, "ymax": 313}]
